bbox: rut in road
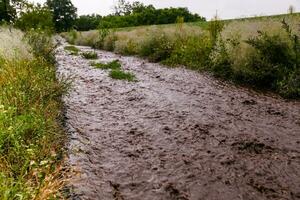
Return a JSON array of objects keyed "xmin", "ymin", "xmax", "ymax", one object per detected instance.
[{"xmin": 55, "ymin": 40, "xmax": 300, "ymax": 200}]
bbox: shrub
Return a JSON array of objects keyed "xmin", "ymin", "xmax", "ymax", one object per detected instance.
[
  {"xmin": 165, "ymin": 34, "xmax": 212, "ymax": 70},
  {"xmin": 25, "ymin": 30, "xmax": 56, "ymax": 63},
  {"xmin": 103, "ymin": 33, "xmax": 118, "ymax": 51},
  {"xmin": 91, "ymin": 60, "xmax": 121, "ymax": 70},
  {"xmin": 81, "ymin": 51, "xmax": 98, "ymax": 59},
  {"xmin": 109, "ymin": 69, "xmax": 136, "ymax": 81},
  {"xmin": 139, "ymin": 31, "xmax": 175, "ymax": 62}
]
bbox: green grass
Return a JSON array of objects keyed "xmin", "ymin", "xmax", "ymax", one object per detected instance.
[
  {"xmin": 81, "ymin": 51, "xmax": 98, "ymax": 59},
  {"xmin": 64, "ymin": 45, "xmax": 80, "ymax": 55},
  {"xmin": 91, "ymin": 59, "xmax": 121, "ymax": 70},
  {"xmin": 0, "ymin": 28, "xmax": 68, "ymax": 199},
  {"xmin": 109, "ymin": 69, "xmax": 136, "ymax": 81}
]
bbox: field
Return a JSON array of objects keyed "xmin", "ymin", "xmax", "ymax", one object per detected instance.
[
  {"xmin": 0, "ymin": 27, "xmax": 67, "ymax": 199},
  {"xmin": 62, "ymin": 13, "xmax": 300, "ymax": 98}
]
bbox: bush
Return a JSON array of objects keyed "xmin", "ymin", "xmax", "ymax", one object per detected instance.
[
  {"xmin": 25, "ymin": 30, "xmax": 56, "ymax": 63},
  {"xmin": 165, "ymin": 34, "xmax": 212, "ymax": 70},
  {"xmin": 139, "ymin": 31, "xmax": 175, "ymax": 62},
  {"xmin": 210, "ymin": 19, "xmax": 300, "ymax": 98}
]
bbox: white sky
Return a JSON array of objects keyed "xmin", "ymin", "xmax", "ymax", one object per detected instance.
[{"xmin": 31, "ymin": 0, "xmax": 300, "ymax": 19}]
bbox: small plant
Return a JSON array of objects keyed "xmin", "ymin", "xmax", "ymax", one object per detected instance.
[
  {"xmin": 109, "ymin": 69, "xmax": 136, "ymax": 81},
  {"xmin": 91, "ymin": 59, "xmax": 121, "ymax": 70},
  {"xmin": 64, "ymin": 45, "xmax": 80, "ymax": 55},
  {"xmin": 81, "ymin": 51, "xmax": 98, "ymax": 59}
]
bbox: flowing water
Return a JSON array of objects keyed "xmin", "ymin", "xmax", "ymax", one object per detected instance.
[{"xmin": 56, "ymin": 40, "xmax": 300, "ymax": 200}]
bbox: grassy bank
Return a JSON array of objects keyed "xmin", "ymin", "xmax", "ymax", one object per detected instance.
[
  {"xmin": 0, "ymin": 27, "xmax": 67, "ymax": 199},
  {"xmin": 62, "ymin": 14, "xmax": 300, "ymax": 98}
]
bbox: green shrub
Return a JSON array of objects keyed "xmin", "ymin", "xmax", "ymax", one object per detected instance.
[
  {"xmin": 210, "ymin": 19, "xmax": 300, "ymax": 98},
  {"xmin": 109, "ymin": 69, "xmax": 136, "ymax": 81},
  {"xmin": 67, "ymin": 29, "xmax": 78, "ymax": 45},
  {"xmin": 103, "ymin": 33, "xmax": 118, "ymax": 51},
  {"xmin": 93, "ymin": 28, "xmax": 110, "ymax": 49},
  {"xmin": 165, "ymin": 34, "xmax": 212, "ymax": 70},
  {"xmin": 81, "ymin": 51, "xmax": 98, "ymax": 59},
  {"xmin": 139, "ymin": 32, "xmax": 175, "ymax": 62},
  {"xmin": 91, "ymin": 60, "xmax": 121, "ymax": 70},
  {"xmin": 64, "ymin": 45, "xmax": 80, "ymax": 55},
  {"xmin": 25, "ymin": 30, "xmax": 56, "ymax": 63}
]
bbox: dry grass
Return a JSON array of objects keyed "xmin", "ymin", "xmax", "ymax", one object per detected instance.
[{"xmin": 0, "ymin": 26, "xmax": 33, "ymax": 60}]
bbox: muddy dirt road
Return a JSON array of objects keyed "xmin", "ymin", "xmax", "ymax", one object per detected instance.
[{"xmin": 56, "ymin": 41, "xmax": 300, "ymax": 200}]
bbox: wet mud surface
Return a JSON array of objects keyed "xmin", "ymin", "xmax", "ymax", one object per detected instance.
[{"xmin": 56, "ymin": 41, "xmax": 300, "ymax": 200}]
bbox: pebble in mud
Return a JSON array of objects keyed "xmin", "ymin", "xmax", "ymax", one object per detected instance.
[{"xmin": 55, "ymin": 38, "xmax": 300, "ymax": 200}]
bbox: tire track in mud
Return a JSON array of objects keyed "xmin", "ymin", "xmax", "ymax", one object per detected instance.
[{"xmin": 55, "ymin": 40, "xmax": 300, "ymax": 200}]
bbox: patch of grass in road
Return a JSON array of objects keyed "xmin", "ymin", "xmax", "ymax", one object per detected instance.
[
  {"xmin": 64, "ymin": 45, "xmax": 80, "ymax": 55},
  {"xmin": 81, "ymin": 51, "xmax": 98, "ymax": 59},
  {"xmin": 91, "ymin": 59, "xmax": 121, "ymax": 70},
  {"xmin": 109, "ymin": 69, "xmax": 136, "ymax": 82}
]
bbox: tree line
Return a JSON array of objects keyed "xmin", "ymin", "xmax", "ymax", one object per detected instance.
[
  {"xmin": 75, "ymin": 1, "xmax": 206, "ymax": 31},
  {"xmin": 0, "ymin": 0, "xmax": 205, "ymax": 32}
]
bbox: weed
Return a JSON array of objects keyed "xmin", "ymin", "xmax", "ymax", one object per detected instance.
[
  {"xmin": 81, "ymin": 51, "xmax": 98, "ymax": 59},
  {"xmin": 64, "ymin": 45, "xmax": 80, "ymax": 55},
  {"xmin": 0, "ymin": 27, "xmax": 68, "ymax": 199},
  {"xmin": 91, "ymin": 60, "xmax": 121, "ymax": 70},
  {"xmin": 109, "ymin": 69, "xmax": 136, "ymax": 81}
]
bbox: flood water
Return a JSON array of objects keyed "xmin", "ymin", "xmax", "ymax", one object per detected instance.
[{"xmin": 56, "ymin": 40, "xmax": 300, "ymax": 200}]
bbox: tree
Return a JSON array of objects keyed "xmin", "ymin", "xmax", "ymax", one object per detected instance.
[
  {"xmin": 16, "ymin": 3, "xmax": 54, "ymax": 31},
  {"xmin": 46, "ymin": 0, "xmax": 77, "ymax": 32},
  {"xmin": 288, "ymin": 5, "xmax": 295, "ymax": 14},
  {"xmin": 0, "ymin": 0, "xmax": 15, "ymax": 22}
]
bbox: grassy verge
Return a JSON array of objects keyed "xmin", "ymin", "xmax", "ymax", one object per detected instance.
[{"xmin": 0, "ymin": 28, "xmax": 67, "ymax": 199}]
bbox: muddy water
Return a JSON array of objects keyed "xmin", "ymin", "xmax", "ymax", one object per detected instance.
[{"xmin": 56, "ymin": 40, "xmax": 300, "ymax": 200}]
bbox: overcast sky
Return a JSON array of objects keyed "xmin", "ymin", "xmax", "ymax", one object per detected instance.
[{"xmin": 31, "ymin": 0, "xmax": 300, "ymax": 19}]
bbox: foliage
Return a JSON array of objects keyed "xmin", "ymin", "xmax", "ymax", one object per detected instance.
[
  {"xmin": 0, "ymin": 27, "xmax": 67, "ymax": 199},
  {"xmin": 210, "ymin": 19, "xmax": 300, "ymax": 98},
  {"xmin": 165, "ymin": 34, "xmax": 212, "ymax": 70},
  {"xmin": 64, "ymin": 45, "xmax": 80, "ymax": 55},
  {"xmin": 94, "ymin": 28, "xmax": 110, "ymax": 49},
  {"xmin": 91, "ymin": 60, "xmax": 121, "ymax": 70},
  {"xmin": 208, "ymin": 14, "xmax": 224, "ymax": 46},
  {"xmin": 15, "ymin": 4, "xmax": 54, "ymax": 31},
  {"xmin": 46, "ymin": 0, "xmax": 77, "ymax": 32},
  {"xmin": 25, "ymin": 30, "xmax": 56, "ymax": 63},
  {"xmin": 109, "ymin": 69, "xmax": 136, "ymax": 81},
  {"xmin": 75, "ymin": 14, "xmax": 101, "ymax": 31},
  {"xmin": 73, "ymin": 1, "xmax": 205, "ymax": 31},
  {"xmin": 0, "ymin": 0, "xmax": 16, "ymax": 22},
  {"xmin": 139, "ymin": 31, "xmax": 175, "ymax": 62},
  {"xmin": 81, "ymin": 51, "xmax": 98, "ymax": 59}
]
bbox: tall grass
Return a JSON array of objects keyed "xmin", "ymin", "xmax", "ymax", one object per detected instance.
[
  {"xmin": 0, "ymin": 27, "xmax": 67, "ymax": 199},
  {"xmin": 62, "ymin": 14, "xmax": 300, "ymax": 98}
]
